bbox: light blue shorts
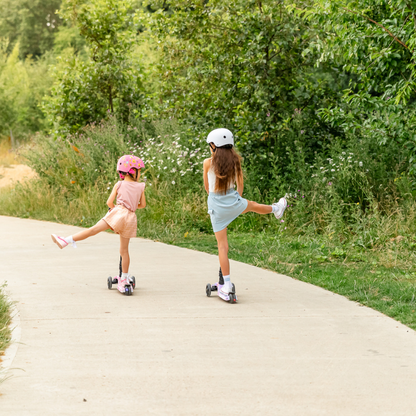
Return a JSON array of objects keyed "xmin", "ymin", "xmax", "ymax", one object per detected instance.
[{"xmin": 207, "ymin": 189, "xmax": 248, "ymax": 233}]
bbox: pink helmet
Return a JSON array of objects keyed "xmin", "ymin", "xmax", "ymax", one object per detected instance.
[{"xmin": 117, "ymin": 155, "xmax": 145, "ymax": 179}]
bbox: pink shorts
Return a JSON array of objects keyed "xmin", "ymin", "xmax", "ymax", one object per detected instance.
[{"xmin": 102, "ymin": 205, "xmax": 137, "ymax": 239}]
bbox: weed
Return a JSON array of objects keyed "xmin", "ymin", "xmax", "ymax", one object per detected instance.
[{"xmin": 0, "ymin": 284, "xmax": 11, "ymax": 363}]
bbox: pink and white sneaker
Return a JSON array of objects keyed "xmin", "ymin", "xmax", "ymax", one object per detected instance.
[{"xmin": 51, "ymin": 234, "xmax": 68, "ymax": 249}]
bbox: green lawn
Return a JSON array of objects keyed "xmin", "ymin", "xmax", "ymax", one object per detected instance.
[{"xmin": 143, "ymin": 230, "xmax": 416, "ymax": 330}]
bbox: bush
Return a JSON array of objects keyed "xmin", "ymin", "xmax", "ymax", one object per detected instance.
[
  {"xmin": 16, "ymin": 112, "xmax": 415, "ymax": 244},
  {"xmin": 21, "ymin": 117, "xmax": 215, "ymax": 233}
]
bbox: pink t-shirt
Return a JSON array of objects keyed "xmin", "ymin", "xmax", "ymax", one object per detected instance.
[{"xmin": 116, "ymin": 181, "xmax": 145, "ymax": 212}]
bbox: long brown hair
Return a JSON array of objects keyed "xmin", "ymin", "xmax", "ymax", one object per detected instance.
[{"xmin": 211, "ymin": 146, "xmax": 243, "ymax": 194}]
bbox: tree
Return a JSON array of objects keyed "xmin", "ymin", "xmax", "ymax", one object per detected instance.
[
  {"xmin": 44, "ymin": 0, "xmax": 144, "ymax": 135},
  {"xmin": 308, "ymin": 0, "xmax": 416, "ymax": 104},
  {"xmin": 303, "ymin": 0, "xmax": 416, "ymax": 179},
  {"xmin": 0, "ymin": 41, "xmax": 52, "ymax": 140},
  {"xmin": 0, "ymin": 0, "xmax": 62, "ymax": 58},
  {"xmin": 140, "ymin": 0, "xmax": 346, "ymax": 189}
]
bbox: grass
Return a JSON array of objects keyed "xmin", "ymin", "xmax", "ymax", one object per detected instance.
[
  {"xmin": 0, "ymin": 140, "xmax": 18, "ymax": 167},
  {"xmin": 1, "ymin": 177, "xmax": 415, "ymax": 331},
  {"xmin": 149, "ymin": 231, "xmax": 416, "ymax": 330},
  {"xmin": 0, "ymin": 285, "xmax": 12, "ymax": 364},
  {"xmin": 0, "ymin": 141, "xmax": 18, "ymax": 359}
]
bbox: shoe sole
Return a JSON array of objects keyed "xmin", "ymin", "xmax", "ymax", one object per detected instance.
[{"xmin": 51, "ymin": 234, "xmax": 65, "ymax": 249}]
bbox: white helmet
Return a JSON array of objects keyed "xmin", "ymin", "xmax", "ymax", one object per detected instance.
[{"xmin": 206, "ymin": 128, "xmax": 234, "ymax": 147}]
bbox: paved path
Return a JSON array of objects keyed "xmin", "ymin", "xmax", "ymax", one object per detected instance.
[{"xmin": 1, "ymin": 216, "xmax": 416, "ymax": 415}]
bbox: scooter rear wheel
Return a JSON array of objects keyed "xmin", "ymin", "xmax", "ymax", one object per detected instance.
[
  {"xmin": 206, "ymin": 284, "xmax": 212, "ymax": 297},
  {"xmin": 107, "ymin": 276, "xmax": 113, "ymax": 290}
]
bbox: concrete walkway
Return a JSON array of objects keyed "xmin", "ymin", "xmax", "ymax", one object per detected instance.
[{"xmin": 1, "ymin": 216, "xmax": 416, "ymax": 416}]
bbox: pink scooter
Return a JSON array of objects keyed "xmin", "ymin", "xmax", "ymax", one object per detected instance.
[
  {"xmin": 107, "ymin": 256, "xmax": 136, "ymax": 296},
  {"xmin": 206, "ymin": 268, "xmax": 237, "ymax": 303}
]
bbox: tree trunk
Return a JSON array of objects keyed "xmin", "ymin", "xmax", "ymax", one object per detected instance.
[{"xmin": 109, "ymin": 85, "xmax": 114, "ymax": 113}]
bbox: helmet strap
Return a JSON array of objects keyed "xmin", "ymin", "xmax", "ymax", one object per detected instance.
[{"xmin": 209, "ymin": 143, "xmax": 216, "ymax": 153}]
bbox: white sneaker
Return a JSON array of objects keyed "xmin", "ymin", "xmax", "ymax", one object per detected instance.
[
  {"xmin": 220, "ymin": 282, "xmax": 233, "ymax": 295},
  {"xmin": 272, "ymin": 197, "xmax": 288, "ymax": 219}
]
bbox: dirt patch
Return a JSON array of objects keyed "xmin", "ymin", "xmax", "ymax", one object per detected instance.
[{"xmin": 0, "ymin": 164, "xmax": 37, "ymax": 188}]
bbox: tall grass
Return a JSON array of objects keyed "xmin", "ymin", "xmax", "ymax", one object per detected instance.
[
  {"xmin": 0, "ymin": 285, "xmax": 11, "ymax": 362},
  {"xmin": 2, "ymin": 116, "xmax": 415, "ymax": 244},
  {"xmin": 0, "ymin": 140, "xmax": 18, "ymax": 166}
]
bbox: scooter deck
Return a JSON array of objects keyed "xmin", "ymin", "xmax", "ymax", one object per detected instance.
[{"xmin": 207, "ymin": 282, "xmax": 237, "ymax": 303}]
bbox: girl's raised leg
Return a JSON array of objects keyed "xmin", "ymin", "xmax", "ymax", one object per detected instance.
[
  {"xmin": 72, "ymin": 220, "xmax": 111, "ymax": 242},
  {"xmin": 242, "ymin": 198, "xmax": 287, "ymax": 218},
  {"xmin": 119, "ymin": 236, "xmax": 130, "ymax": 275},
  {"xmin": 242, "ymin": 200, "xmax": 273, "ymax": 214},
  {"xmin": 52, "ymin": 219, "xmax": 111, "ymax": 249}
]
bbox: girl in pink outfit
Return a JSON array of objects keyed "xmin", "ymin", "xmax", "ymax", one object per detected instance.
[{"xmin": 51, "ymin": 155, "xmax": 146, "ymax": 284}]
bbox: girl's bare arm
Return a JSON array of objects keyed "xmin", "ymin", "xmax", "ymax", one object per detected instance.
[
  {"xmin": 106, "ymin": 183, "xmax": 118, "ymax": 209},
  {"xmin": 137, "ymin": 190, "xmax": 146, "ymax": 209},
  {"xmin": 236, "ymin": 170, "xmax": 244, "ymax": 196},
  {"xmin": 203, "ymin": 158, "xmax": 211, "ymax": 194}
]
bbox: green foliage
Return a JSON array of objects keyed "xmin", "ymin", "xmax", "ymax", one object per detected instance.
[
  {"xmin": 44, "ymin": 0, "xmax": 145, "ymax": 135},
  {"xmin": 0, "ymin": 0, "xmax": 62, "ymax": 58},
  {"xmin": 0, "ymin": 283, "xmax": 11, "ymax": 361},
  {"xmin": 274, "ymin": 126, "xmax": 411, "ymax": 240},
  {"xmin": 24, "ymin": 117, "xmax": 210, "ymax": 217},
  {"xmin": 302, "ymin": 0, "xmax": 416, "ymax": 181},
  {"xmin": 2, "ymin": 0, "xmax": 416, "ymax": 248},
  {"xmin": 139, "ymin": 0, "xmax": 353, "ymax": 199},
  {"xmin": 53, "ymin": 24, "xmax": 86, "ymax": 56},
  {"xmin": 308, "ymin": 0, "xmax": 416, "ymax": 104},
  {"xmin": 0, "ymin": 41, "xmax": 52, "ymax": 140}
]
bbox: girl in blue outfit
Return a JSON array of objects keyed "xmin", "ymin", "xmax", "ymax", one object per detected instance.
[{"xmin": 203, "ymin": 128, "xmax": 287, "ymax": 300}]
